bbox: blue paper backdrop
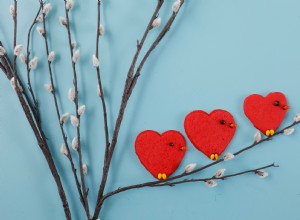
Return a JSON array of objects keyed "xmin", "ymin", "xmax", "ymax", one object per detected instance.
[{"xmin": 0, "ymin": 0, "xmax": 300, "ymax": 219}]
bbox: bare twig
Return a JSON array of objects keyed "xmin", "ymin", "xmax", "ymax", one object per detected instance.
[
  {"xmin": 39, "ymin": 1, "xmax": 86, "ymax": 211},
  {"xmin": 26, "ymin": 4, "xmax": 41, "ymax": 124},
  {"xmin": 63, "ymin": 0, "xmax": 90, "ymax": 217},
  {"xmin": 95, "ymin": 0, "xmax": 110, "ymax": 164}
]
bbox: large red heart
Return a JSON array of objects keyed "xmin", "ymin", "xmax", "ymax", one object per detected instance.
[
  {"xmin": 243, "ymin": 92, "xmax": 289, "ymax": 136},
  {"xmin": 135, "ymin": 130, "xmax": 187, "ymax": 180},
  {"xmin": 184, "ymin": 110, "xmax": 236, "ymax": 160}
]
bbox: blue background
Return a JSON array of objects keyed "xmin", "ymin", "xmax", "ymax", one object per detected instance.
[{"xmin": 0, "ymin": 0, "xmax": 300, "ymax": 219}]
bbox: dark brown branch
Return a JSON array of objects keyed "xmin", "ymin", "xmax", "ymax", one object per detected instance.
[
  {"xmin": 101, "ymin": 120, "xmax": 299, "ymax": 200},
  {"xmin": 40, "ymin": 1, "xmax": 86, "ymax": 211},
  {"xmin": 102, "ymin": 163, "xmax": 277, "ymax": 200},
  {"xmin": 63, "ymin": 0, "xmax": 90, "ymax": 218},
  {"xmin": 95, "ymin": 0, "xmax": 110, "ymax": 166},
  {"xmin": 25, "ymin": 4, "xmax": 42, "ymax": 126},
  {"xmin": 7, "ymin": 2, "xmax": 72, "ymax": 219},
  {"xmin": 93, "ymin": 1, "xmax": 186, "ymax": 219}
]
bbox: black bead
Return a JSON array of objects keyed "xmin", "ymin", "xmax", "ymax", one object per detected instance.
[
  {"xmin": 220, "ymin": 120, "xmax": 226, "ymax": 125},
  {"xmin": 273, "ymin": 100, "xmax": 280, "ymax": 106},
  {"xmin": 169, "ymin": 142, "xmax": 174, "ymax": 147}
]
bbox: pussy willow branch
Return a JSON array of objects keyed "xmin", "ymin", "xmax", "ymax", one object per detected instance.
[
  {"xmin": 154, "ymin": 163, "xmax": 277, "ymax": 187},
  {"xmin": 39, "ymin": 1, "xmax": 86, "ymax": 211},
  {"xmin": 102, "ymin": 163, "xmax": 277, "ymax": 199},
  {"xmin": 26, "ymin": 4, "xmax": 41, "ymax": 126},
  {"xmin": 95, "ymin": 0, "xmax": 110, "ymax": 163},
  {"xmin": 93, "ymin": 1, "xmax": 184, "ymax": 219},
  {"xmin": 100, "ymin": 120, "xmax": 300, "ymax": 200},
  {"xmin": 0, "ymin": 7, "xmax": 72, "ymax": 218},
  {"xmin": 63, "ymin": 1, "xmax": 90, "ymax": 217}
]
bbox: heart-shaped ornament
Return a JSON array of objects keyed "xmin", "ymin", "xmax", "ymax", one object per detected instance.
[
  {"xmin": 184, "ymin": 109, "xmax": 236, "ymax": 160},
  {"xmin": 243, "ymin": 92, "xmax": 289, "ymax": 136},
  {"xmin": 135, "ymin": 130, "xmax": 187, "ymax": 180}
]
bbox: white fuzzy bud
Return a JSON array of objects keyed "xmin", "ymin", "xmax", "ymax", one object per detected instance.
[
  {"xmin": 284, "ymin": 128, "xmax": 295, "ymax": 136},
  {"xmin": 205, "ymin": 180, "xmax": 217, "ymax": 188},
  {"xmin": 92, "ymin": 55, "xmax": 99, "ymax": 67},
  {"xmin": 36, "ymin": 15, "xmax": 44, "ymax": 22},
  {"xmin": 254, "ymin": 131, "xmax": 262, "ymax": 143},
  {"xmin": 71, "ymin": 41, "xmax": 77, "ymax": 49},
  {"xmin": 14, "ymin": 44, "xmax": 23, "ymax": 56},
  {"xmin": 294, "ymin": 114, "xmax": 300, "ymax": 122},
  {"xmin": 19, "ymin": 53, "xmax": 27, "ymax": 63},
  {"xmin": 60, "ymin": 144, "xmax": 69, "ymax": 156},
  {"xmin": 70, "ymin": 115, "xmax": 79, "ymax": 127},
  {"xmin": 97, "ymin": 84, "xmax": 102, "ymax": 97},
  {"xmin": 43, "ymin": 3, "xmax": 52, "ymax": 16},
  {"xmin": 152, "ymin": 17, "xmax": 161, "ymax": 28},
  {"xmin": 59, "ymin": 16, "xmax": 68, "ymax": 26},
  {"xmin": 82, "ymin": 164, "xmax": 88, "ymax": 176},
  {"xmin": 9, "ymin": 5, "xmax": 15, "ymax": 17},
  {"xmin": 44, "ymin": 83, "xmax": 53, "ymax": 93},
  {"xmin": 36, "ymin": 26, "xmax": 45, "ymax": 36},
  {"xmin": 10, "ymin": 77, "xmax": 23, "ymax": 92},
  {"xmin": 72, "ymin": 49, "xmax": 80, "ymax": 63},
  {"xmin": 185, "ymin": 163, "xmax": 197, "ymax": 173},
  {"xmin": 256, "ymin": 170, "xmax": 269, "ymax": 178},
  {"xmin": 60, "ymin": 112, "xmax": 70, "ymax": 124},
  {"xmin": 214, "ymin": 168, "xmax": 226, "ymax": 178},
  {"xmin": 78, "ymin": 105, "xmax": 86, "ymax": 116},
  {"xmin": 10, "ymin": 77, "xmax": 16, "ymax": 89},
  {"xmin": 48, "ymin": 51, "xmax": 55, "ymax": 62},
  {"xmin": 72, "ymin": 137, "xmax": 79, "ymax": 150},
  {"xmin": 66, "ymin": 0, "xmax": 74, "ymax": 10},
  {"xmin": 0, "ymin": 46, "xmax": 6, "ymax": 56},
  {"xmin": 172, "ymin": 0, "xmax": 181, "ymax": 13},
  {"xmin": 223, "ymin": 153, "xmax": 235, "ymax": 161},
  {"xmin": 68, "ymin": 88, "xmax": 75, "ymax": 102},
  {"xmin": 98, "ymin": 24, "xmax": 104, "ymax": 36},
  {"xmin": 29, "ymin": 57, "xmax": 38, "ymax": 70}
]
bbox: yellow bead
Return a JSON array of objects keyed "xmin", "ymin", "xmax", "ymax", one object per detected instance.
[
  {"xmin": 270, "ymin": 129, "xmax": 275, "ymax": 136},
  {"xmin": 266, "ymin": 130, "xmax": 270, "ymax": 136},
  {"xmin": 210, "ymin": 154, "xmax": 215, "ymax": 160},
  {"xmin": 214, "ymin": 154, "xmax": 219, "ymax": 160},
  {"xmin": 158, "ymin": 173, "xmax": 162, "ymax": 179},
  {"xmin": 162, "ymin": 173, "xmax": 167, "ymax": 180}
]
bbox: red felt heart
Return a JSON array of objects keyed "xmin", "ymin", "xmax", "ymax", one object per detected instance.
[
  {"xmin": 243, "ymin": 92, "xmax": 289, "ymax": 135},
  {"xmin": 135, "ymin": 130, "xmax": 187, "ymax": 180},
  {"xmin": 184, "ymin": 110, "xmax": 236, "ymax": 160}
]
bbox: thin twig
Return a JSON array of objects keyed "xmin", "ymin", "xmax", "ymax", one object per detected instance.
[
  {"xmin": 102, "ymin": 163, "xmax": 277, "ymax": 200},
  {"xmin": 95, "ymin": 0, "xmax": 110, "ymax": 165},
  {"xmin": 40, "ymin": 1, "xmax": 86, "ymax": 210},
  {"xmin": 26, "ymin": 4, "xmax": 41, "ymax": 125},
  {"xmin": 63, "ymin": 0, "xmax": 90, "ymax": 218}
]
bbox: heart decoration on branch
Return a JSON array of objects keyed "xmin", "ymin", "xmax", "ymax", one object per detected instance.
[
  {"xmin": 184, "ymin": 109, "xmax": 237, "ymax": 160},
  {"xmin": 135, "ymin": 130, "xmax": 187, "ymax": 180},
  {"xmin": 243, "ymin": 92, "xmax": 290, "ymax": 136}
]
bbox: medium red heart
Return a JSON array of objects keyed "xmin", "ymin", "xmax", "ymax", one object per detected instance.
[
  {"xmin": 243, "ymin": 92, "xmax": 289, "ymax": 136},
  {"xmin": 135, "ymin": 130, "xmax": 187, "ymax": 180},
  {"xmin": 184, "ymin": 110, "xmax": 236, "ymax": 160}
]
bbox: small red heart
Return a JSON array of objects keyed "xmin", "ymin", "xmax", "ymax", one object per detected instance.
[
  {"xmin": 243, "ymin": 92, "xmax": 289, "ymax": 135},
  {"xmin": 184, "ymin": 110, "xmax": 236, "ymax": 160},
  {"xmin": 135, "ymin": 130, "xmax": 187, "ymax": 180}
]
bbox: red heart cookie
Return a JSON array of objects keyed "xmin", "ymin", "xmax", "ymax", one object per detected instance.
[
  {"xmin": 243, "ymin": 92, "xmax": 289, "ymax": 136},
  {"xmin": 184, "ymin": 110, "xmax": 236, "ymax": 160},
  {"xmin": 135, "ymin": 130, "xmax": 187, "ymax": 180}
]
